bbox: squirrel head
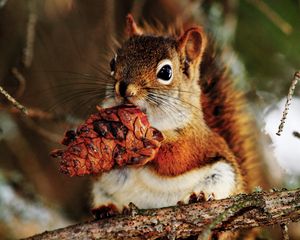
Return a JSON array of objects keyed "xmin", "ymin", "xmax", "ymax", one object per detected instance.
[{"xmin": 105, "ymin": 14, "xmax": 207, "ymax": 132}]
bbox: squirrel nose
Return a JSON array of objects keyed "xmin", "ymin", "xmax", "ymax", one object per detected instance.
[
  {"xmin": 116, "ymin": 81, "xmax": 137, "ymax": 98},
  {"xmin": 119, "ymin": 81, "xmax": 128, "ymax": 97}
]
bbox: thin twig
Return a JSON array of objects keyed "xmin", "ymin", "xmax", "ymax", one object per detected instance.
[
  {"xmin": 247, "ymin": 0, "xmax": 293, "ymax": 35},
  {"xmin": 0, "ymin": 104, "xmax": 81, "ymax": 125},
  {"xmin": 24, "ymin": 118, "xmax": 61, "ymax": 143},
  {"xmin": 11, "ymin": 67, "xmax": 26, "ymax": 98},
  {"xmin": 0, "ymin": 85, "xmax": 28, "ymax": 115},
  {"xmin": 276, "ymin": 71, "xmax": 300, "ymax": 136},
  {"xmin": 23, "ymin": 0, "xmax": 37, "ymax": 68},
  {"xmin": 0, "ymin": 104, "xmax": 78, "ymax": 143},
  {"xmin": 293, "ymin": 131, "xmax": 300, "ymax": 139},
  {"xmin": 280, "ymin": 223, "xmax": 289, "ymax": 240}
]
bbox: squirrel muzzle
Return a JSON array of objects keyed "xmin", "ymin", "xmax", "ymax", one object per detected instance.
[{"xmin": 116, "ymin": 81, "xmax": 138, "ymax": 98}]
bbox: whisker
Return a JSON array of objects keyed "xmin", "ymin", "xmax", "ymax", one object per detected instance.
[
  {"xmin": 145, "ymin": 87, "xmax": 199, "ymax": 96},
  {"xmin": 53, "ymin": 89, "xmax": 114, "ymax": 99},
  {"xmin": 147, "ymin": 93, "xmax": 187, "ymax": 124},
  {"xmin": 48, "ymin": 93, "xmax": 95, "ymax": 112},
  {"xmin": 148, "ymin": 92, "xmax": 193, "ymax": 126},
  {"xmin": 89, "ymin": 62, "xmax": 112, "ymax": 76},
  {"xmin": 55, "ymin": 92, "xmax": 114, "ymax": 118},
  {"xmin": 34, "ymin": 70, "xmax": 115, "ymax": 87},
  {"xmin": 48, "ymin": 90, "xmax": 113, "ymax": 113},
  {"xmin": 50, "ymin": 84, "xmax": 114, "ymax": 91},
  {"xmin": 71, "ymin": 94, "xmax": 103, "ymax": 117},
  {"xmin": 80, "ymin": 93, "xmax": 115, "ymax": 116},
  {"xmin": 146, "ymin": 95, "xmax": 175, "ymax": 123},
  {"xmin": 149, "ymin": 90, "xmax": 201, "ymax": 112},
  {"xmin": 58, "ymin": 76, "xmax": 114, "ymax": 83},
  {"xmin": 38, "ymin": 69, "xmax": 111, "ymax": 77},
  {"xmin": 148, "ymin": 92, "xmax": 187, "ymax": 115}
]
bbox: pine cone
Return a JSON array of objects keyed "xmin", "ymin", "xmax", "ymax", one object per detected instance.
[{"xmin": 50, "ymin": 105, "xmax": 164, "ymax": 177}]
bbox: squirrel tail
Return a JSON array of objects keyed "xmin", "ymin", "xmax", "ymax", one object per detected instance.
[{"xmin": 200, "ymin": 42, "xmax": 267, "ymax": 191}]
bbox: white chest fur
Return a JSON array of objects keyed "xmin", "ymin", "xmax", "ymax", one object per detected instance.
[{"xmin": 92, "ymin": 161, "xmax": 236, "ymax": 211}]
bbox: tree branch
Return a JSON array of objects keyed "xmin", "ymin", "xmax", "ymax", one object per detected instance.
[
  {"xmin": 24, "ymin": 188, "xmax": 300, "ymax": 240},
  {"xmin": 0, "ymin": 85, "xmax": 28, "ymax": 114}
]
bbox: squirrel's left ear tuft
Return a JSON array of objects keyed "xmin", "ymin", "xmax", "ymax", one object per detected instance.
[
  {"xmin": 125, "ymin": 14, "xmax": 143, "ymax": 37},
  {"xmin": 178, "ymin": 27, "xmax": 207, "ymax": 63}
]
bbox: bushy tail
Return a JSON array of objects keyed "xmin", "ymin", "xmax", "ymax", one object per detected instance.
[{"xmin": 199, "ymin": 42, "xmax": 267, "ymax": 191}]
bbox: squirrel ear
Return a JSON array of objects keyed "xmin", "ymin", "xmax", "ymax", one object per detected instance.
[
  {"xmin": 178, "ymin": 27, "xmax": 206, "ymax": 63},
  {"xmin": 125, "ymin": 14, "xmax": 143, "ymax": 37}
]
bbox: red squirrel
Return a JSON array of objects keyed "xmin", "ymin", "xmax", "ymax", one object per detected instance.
[{"xmin": 91, "ymin": 14, "xmax": 265, "ymax": 238}]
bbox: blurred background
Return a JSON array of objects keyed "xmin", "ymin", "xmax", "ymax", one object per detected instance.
[{"xmin": 0, "ymin": 0, "xmax": 299, "ymax": 239}]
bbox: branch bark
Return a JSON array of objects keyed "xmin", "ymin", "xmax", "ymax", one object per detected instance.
[{"xmin": 23, "ymin": 188, "xmax": 300, "ymax": 240}]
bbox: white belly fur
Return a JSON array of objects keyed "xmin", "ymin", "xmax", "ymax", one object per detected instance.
[{"xmin": 92, "ymin": 161, "xmax": 236, "ymax": 211}]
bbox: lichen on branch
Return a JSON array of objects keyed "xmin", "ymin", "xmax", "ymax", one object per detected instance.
[{"xmin": 24, "ymin": 188, "xmax": 300, "ymax": 240}]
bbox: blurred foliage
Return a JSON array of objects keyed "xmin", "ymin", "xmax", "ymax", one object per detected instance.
[{"xmin": 235, "ymin": 0, "xmax": 300, "ymax": 96}]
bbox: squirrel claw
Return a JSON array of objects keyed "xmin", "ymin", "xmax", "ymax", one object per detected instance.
[
  {"xmin": 188, "ymin": 191, "xmax": 206, "ymax": 204},
  {"xmin": 122, "ymin": 202, "xmax": 139, "ymax": 216},
  {"xmin": 91, "ymin": 204, "xmax": 119, "ymax": 220},
  {"xmin": 207, "ymin": 193, "xmax": 215, "ymax": 201}
]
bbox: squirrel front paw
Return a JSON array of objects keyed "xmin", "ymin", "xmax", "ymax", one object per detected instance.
[
  {"xmin": 179, "ymin": 191, "xmax": 215, "ymax": 205},
  {"xmin": 188, "ymin": 191, "xmax": 206, "ymax": 204},
  {"xmin": 91, "ymin": 202, "xmax": 140, "ymax": 220},
  {"xmin": 91, "ymin": 204, "xmax": 119, "ymax": 220}
]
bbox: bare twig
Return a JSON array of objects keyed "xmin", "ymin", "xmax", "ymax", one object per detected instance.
[
  {"xmin": 23, "ymin": 0, "xmax": 37, "ymax": 68},
  {"xmin": 0, "ymin": 85, "xmax": 28, "ymax": 114},
  {"xmin": 293, "ymin": 131, "xmax": 300, "ymax": 139},
  {"xmin": 277, "ymin": 71, "xmax": 300, "ymax": 136},
  {"xmin": 24, "ymin": 189, "xmax": 300, "ymax": 240},
  {"xmin": 0, "ymin": 104, "xmax": 81, "ymax": 142},
  {"xmin": 11, "ymin": 67, "xmax": 26, "ymax": 98},
  {"xmin": 247, "ymin": 0, "xmax": 293, "ymax": 35},
  {"xmin": 24, "ymin": 118, "xmax": 61, "ymax": 143},
  {"xmin": 0, "ymin": 105, "xmax": 81, "ymax": 124}
]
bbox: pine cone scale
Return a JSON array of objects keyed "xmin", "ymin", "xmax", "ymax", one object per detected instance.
[{"xmin": 51, "ymin": 105, "xmax": 164, "ymax": 176}]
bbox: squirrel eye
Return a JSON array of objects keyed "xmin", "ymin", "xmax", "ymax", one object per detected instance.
[
  {"xmin": 110, "ymin": 56, "xmax": 116, "ymax": 75},
  {"xmin": 156, "ymin": 59, "xmax": 173, "ymax": 85}
]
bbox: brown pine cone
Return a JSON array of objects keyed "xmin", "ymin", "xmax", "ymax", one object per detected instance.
[{"xmin": 50, "ymin": 105, "xmax": 164, "ymax": 177}]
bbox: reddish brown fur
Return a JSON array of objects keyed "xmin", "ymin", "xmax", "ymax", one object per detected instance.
[
  {"xmin": 199, "ymin": 42, "xmax": 267, "ymax": 191},
  {"xmin": 126, "ymin": 14, "xmax": 143, "ymax": 37},
  {"xmin": 153, "ymin": 131, "xmax": 233, "ymax": 174},
  {"xmin": 120, "ymin": 17, "xmax": 265, "ymax": 192},
  {"xmin": 91, "ymin": 16, "xmax": 264, "ymax": 240},
  {"xmin": 178, "ymin": 27, "xmax": 207, "ymax": 63}
]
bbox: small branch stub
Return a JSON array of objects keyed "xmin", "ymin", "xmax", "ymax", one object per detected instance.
[
  {"xmin": 276, "ymin": 71, "xmax": 300, "ymax": 136},
  {"xmin": 23, "ymin": 0, "xmax": 37, "ymax": 68},
  {"xmin": 0, "ymin": 85, "xmax": 28, "ymax": 115},
  {"xmin": 293, "ymin": 131, "xmax": 300, "ymax": 139},
  {"xmin": 247, "ymin": 0, "xmax": 293, "ymax": 35}
]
